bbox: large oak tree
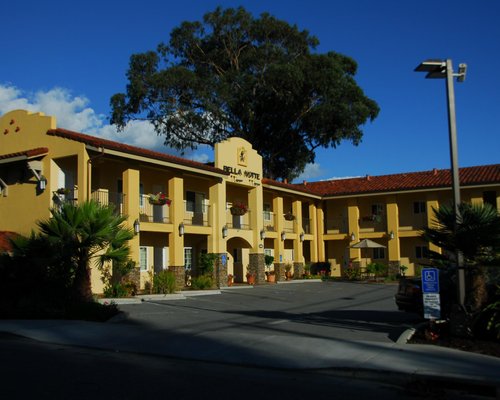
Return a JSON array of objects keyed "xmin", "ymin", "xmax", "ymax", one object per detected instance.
[{"xmin": 111, "ymin": 6, "xmax": 379, "ymax": 180}]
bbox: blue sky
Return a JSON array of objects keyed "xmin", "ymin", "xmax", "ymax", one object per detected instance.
[{"xmin": 1, "ymin": 0, "xmax": 499, "ymax": 182}]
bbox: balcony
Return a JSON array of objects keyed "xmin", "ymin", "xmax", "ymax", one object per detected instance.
[
  {"xmin": 399, "ymin": 214, "xmax": 428, "ymax": 231},
  {"xmin": 325, "ymin": 217, "xmax": 348, "ymax": 234},
  {"xmin": 263, "ymin": 211, "xmax": 276, "ymax": 231},
  {"xmin": 302, "ymin": 218, "xmax": 311, "ymax": 234},
  {"xmin": 359, "ymin": 214, "xmax": 387, "ymax": 233},
  {"xmin": 226, "ymin": 209, "xmax": 251, "ymax": 230},
  {"xmin": 184, "ymin": 201, "xmax": 210, "ymax": 226},
  {"xmin": 139, "ymin": 194, "xmax": 170, "ymax": 223},
  {"xmin": 91, "ymin": 189, "xmax": 123, "ymax": 215}
]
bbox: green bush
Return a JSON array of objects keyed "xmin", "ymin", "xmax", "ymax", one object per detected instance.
[
  {"xmin": 153, "ymin": 270, "xmax": 177, "ymax": 294},
  {"xmin": 199, "ymin": 253, "xmax": 217, "ymax": 276},
  {"xmin": 191, "ymin": 275, "xmax": 214, "ymax": 290},
  {"xmin": 344, "ymin": 266, "xmax": 361, "ymax": 280},
  {"xmin": 366, "ymin": 262, "xmax": 388, "ymax": 277},
  {"xmin": 103, "ymin": 281, "xmax": 137, "ymax": 298}
]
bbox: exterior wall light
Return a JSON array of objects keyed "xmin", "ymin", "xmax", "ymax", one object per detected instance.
[
  {"xmin": 389, "ymin": 231, "xmax": 395, "ymax": 240},
  {"xmin": 178, "ymin": 222, "xmax": 185, "ymax": 237},
  {"xmin": 281, "ymin": 231, "xmax": 286, "ymax": 241},
  {"xmin": 133, "ymin": 219, "xmax": 140, "ymax": 235},
  {"xmin": 222, "ymin": 225, "xmax": 228, "ymax": 238},
  {"xmin": 38, "ymin": 175, "xmax": 47, "ymax": 191},
  {"xmin": 260, "ymin": 229, "xmax": 266, "ymax": 240},
  {"xmin": 299, "ymin": 232, "xmax": 305, "ymax": 242},
  {"xmin": 350, "ymin": 232, "xmax": 356, "ymax": 241}
]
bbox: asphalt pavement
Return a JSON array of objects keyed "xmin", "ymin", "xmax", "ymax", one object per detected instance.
[{"xmin": 0, "ymin": 281, "xmax": 499, "ymax": 398}]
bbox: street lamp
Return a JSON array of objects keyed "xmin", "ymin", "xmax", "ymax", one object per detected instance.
[{"xmin": 415, "ymin": 58, "xmax": 467, "ymax": 306}]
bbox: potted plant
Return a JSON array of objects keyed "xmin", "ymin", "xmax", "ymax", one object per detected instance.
[
  {"xmin": 56, "ymin": 187, "xmax": 71, "ymax": 195},
  {"xmin": 264, "ymin": 255, "xmax": 275, "ymax": 283},
  {"xmin": 245, "ymin": 265, "xmax": 255, "ymax": 285},
  {"xmin": 148, "ymin": 192, "xmax": 171, "ymax": 206},
  {"xmin": 285, "ymin": 263, "xmax": 293, "ymax": 280},
  {"xmin": 230, "ymin": 202, "xmax": 248, "ymax": 216},
  {"xmin": 227, "ymin": 274, "xmax": 234, "ymax": 287},
  {"xmin": 284, "ymin": 212, "xmax": 295, "ymax": 221}
]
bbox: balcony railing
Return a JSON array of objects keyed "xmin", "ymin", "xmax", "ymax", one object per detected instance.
[
  {"xmin": 263, "ymin": 211, "xmax": 276, "ymax": 231},
  {"xmin": 283, "ymin": 218, "xmax": 294, "ymax": 233},
  {"xmin": 359, "ymin": 215, "xmax": 387, "ymax": 233},
  {"xmin": 91, "ymin": 189, "xmax": 123, "ymax": 215},
  {"xmin": 226, "ymin": 209, "xmax": 251, "ymax": 230},
  {"xmin": 140, "ymin": 194, "xmax": 170, "ymax": 223},
  {"xmin": 302, "ymin": 218, "xmax": 311, "ymax": 234},
  {"xmin": 325, "ymin": 217, "xmax": 348, "ymax": 234},
  {"xmin": 399, "ymin": 214, "xmax": 428, "ymax": 231},
  {"xmin": 184, "ymin": 201, "xmax": 210, "ymax": 226}
]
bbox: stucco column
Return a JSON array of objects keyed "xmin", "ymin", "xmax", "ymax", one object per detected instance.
[
  {"xmin": 168, "ymin": 177, "xmax": 185, "ymax": 285},
  {"xmin": 386, "ymin": 196, "xmax": 400, "ymax": 275},
  {"xmin": 123, "ymin": 168, "xmax": 140, "ymax": 271},
  {"xmin": 347, "ymin": 199, "xmax": 360, "ymax": 267},
  {"xmin": 273, "ymin": 196, "xmax": 284, "ymax": 263},
  {"xmin": 309, "ymin": 202, "xmax": 318, "ymax": 262},
  {"xmin": 78, "ymin": 151, "xmax": 89, "ymax": 203},
  {"xmin": 316, "ymin": 203, "xmax": 325, "ymax": 262},
  {"xmin": 292, "ymin": 200, "xmax": 303, "ymax": 263},
  {"xmin": 426, "ymin": 197, "xmax": 441, "ymax": 254},
  {"xmin": 208, "ymin": 179, "xmax": 226, "ymax": 254},
  {"xmin": 249, "ymin": 185, "xmax": 265, "ymax": 283}
]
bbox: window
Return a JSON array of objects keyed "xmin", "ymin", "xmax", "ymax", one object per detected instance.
[
  {"xmin": 371, "ymin": 204, "xmax": 384, "ymax": 216},
  {"xmin": 186, "ymin": 191, "xmax": 205, "ymax": 213},
  {"xmin": 373, "ymin": 248, "xmax": 385, "ymax": 259},
  {"xmin": 139, "ymin": 246, "xmax": 148, "ymax": 271},
  {"xmin": 186, "ymin": 191, "xmax": 195, "ymax": 212},
  {"xmin": 263, "ymin": 203, "xmax": 272, "ymax": 221},
  {"xmin": 415, "ymin": 246, "xmax": 429, "ymax": 259},
  {"xmin": 483, "ymin": 191, "xmax": 497, "ymax": 209},
  {"xmin": 184, "ymin": 247, "xmax": 193, "ymax": 270},
  {"xmin": 413, "ymin": 201, "xmax": 426, "ymax": 214}
]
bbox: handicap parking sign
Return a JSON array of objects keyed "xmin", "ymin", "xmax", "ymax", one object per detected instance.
[{"xmin": 421, "ymin": 268, "xmax": 440, "ymax": 293}]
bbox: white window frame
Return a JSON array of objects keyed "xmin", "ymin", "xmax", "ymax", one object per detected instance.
[{"xmin": 139, "ymin": 246, "xmax": 148, "ymax": 271}]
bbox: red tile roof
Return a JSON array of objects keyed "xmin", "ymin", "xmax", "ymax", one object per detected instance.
[
  {"xmin": 46, "ymin": 128, "xmax": 228, "ymax": 176},
  {"xmin": 298, "ymin": 164, "xmax": 500, "ymax": 196},
  {"xmin": 262, "ymin": 177, "xmax": 320, "ymax": 196},
  {"xmin": 0, "ymin": 147, "xmax": 49, "ymax": 161}
]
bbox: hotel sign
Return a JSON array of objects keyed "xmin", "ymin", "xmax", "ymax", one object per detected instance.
[{"xmin": 223, "ymin": 165, "xmax": 261, "ymax": 186}]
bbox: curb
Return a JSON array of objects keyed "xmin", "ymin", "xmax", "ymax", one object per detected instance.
[{"xmin": 277, "ymin": 279, "xmax": 322, "ymax": 284}]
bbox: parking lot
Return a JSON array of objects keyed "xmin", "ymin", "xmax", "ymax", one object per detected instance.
[{"xmin": 118, "ymin": 281, "xmax": 422, "ymax": 343}]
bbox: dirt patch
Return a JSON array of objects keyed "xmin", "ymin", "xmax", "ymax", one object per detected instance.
[{"xmin": 408, "ymin": 320, "xmax": 500, "ymax": 358}]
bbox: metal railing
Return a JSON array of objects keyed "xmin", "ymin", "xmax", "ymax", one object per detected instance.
[
  {"xmin": 184, "ymin": 201, "xmax": 210, "ymax": 226},
  {"xmin": 91, "ymin": 189, "xmax": 124, "ymax": 215},
  {"xmin": 140, "ymin": 194, "xmax": 170, "ymax": 223},
  {"xmin": 226, "ymin": 209, "xmax": 251, "ymax": 230},
  {"xmin": 325, "ymin": 217, "xmax": 348, "ymax": 234},
  {"xmin": 263, "ymin": 211, "xmax": 276, "ymax": 231}
]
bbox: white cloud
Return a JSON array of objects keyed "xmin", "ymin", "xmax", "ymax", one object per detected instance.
[
  {"xmin": 190, "ymin": 152, "xmax": 210, "ymax": 163},
  {"xmin": 295, "ymin": 163, "xmax": 324, "ymax": 182},
  {"xmin": 0, "ymin": 83, "xmax": 165, "ymax": 151}
]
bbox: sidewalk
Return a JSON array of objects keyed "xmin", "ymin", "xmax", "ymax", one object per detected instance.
[{"xmin": 0, "ymin": 317, "xmax": 499, "ymax": 396}]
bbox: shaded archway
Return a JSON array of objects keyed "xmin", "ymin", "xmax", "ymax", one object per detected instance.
[{"xmin": 227, "ymin": 236, "xmax": 252, "ymax": 283}]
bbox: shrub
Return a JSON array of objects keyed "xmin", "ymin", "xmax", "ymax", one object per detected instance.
[
  {"xmin": 199, "ymin": 253, "xmax": 217, "ymax": 276},
  {"xmin": 153, "ymin": 270, "xmax": 177, "ymax": 294},
  {"xmin": 310, "ymin": 262, "xmax": 331, "ymax": 275},
  {"xmin": 264, "ymin": 255, "xmax": 274, "ymax": 268},
  {"xmin": 344, "ymin": 266, "xmax": 361, "ymax": 280},
  {"xmin": 365, "ymin": 262, "xmax": 388, "ymax": 277},
  {"xmin": 191, "ymin": 275, "xmax": 214, "ymax": 290}
]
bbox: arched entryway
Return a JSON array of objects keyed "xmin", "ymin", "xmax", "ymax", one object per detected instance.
[{"xmin": 227, "ymin": 236, "xmax": 252, "ymax": 283}]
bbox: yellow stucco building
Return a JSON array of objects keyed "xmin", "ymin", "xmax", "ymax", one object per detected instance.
[{"xmin": 1, "ymin": 110, "xmax": 499, "ymax": 293}]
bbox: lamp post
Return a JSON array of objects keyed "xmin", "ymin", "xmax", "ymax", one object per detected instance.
[{"xmin": 415, "ymin": 59, "xmax": 467, "ymax": 306}]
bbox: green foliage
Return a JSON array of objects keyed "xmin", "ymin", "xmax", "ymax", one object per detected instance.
[
  {"xmin": 264, "ymin": 255, "xmax": 274, "ymax": 268},
  {"xmin": 191, "ymin": 275, "xmax": 214, "ymax": 290},
  {"xmin": 343, "ymin": 266, "xmax": 361, "ymax": 281},
  {"xmin": 365, "ymin": 262, "xmax": 388, "ymax": 277},
  {"xmin": 422, "ymin": 202, "xmax": 500, "ymax": 265},
  {"xmin": 0, "ymin": 201, "xmax": 133, "ymax": 319},
  {"xmin": 199, "ymin": 253, "xmax": 217, "ymax": 276},
  {"xmin": 152, "ymin": 270, "xmax": 177, "ymax": 294},
  {"xmin": 110, "ymin": 6, "xmax": 379, "ymax": 181}
]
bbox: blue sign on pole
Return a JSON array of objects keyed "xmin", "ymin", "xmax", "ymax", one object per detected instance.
[
  {"xmin": 221, "ymin": 254, "xmax": 227, "ymax": 266},
  {"xmin": 421, "ymin": 268, "xmax": 440, "ymax": 293}
]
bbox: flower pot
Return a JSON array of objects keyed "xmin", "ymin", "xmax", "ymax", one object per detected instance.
[
  {"xmin": 267, "ymin": 273, "xmax": 276, "ymax": 283},
  {"xmin": 246, "ymin": 274, "xmax": 255, "ymax": 285},
  {"xmin": 227, "ymin": 275, "xmax": 234, "ymax": 287},
  {"xmin": 285, "ymin": 271, "xmax": 293, "ymax": 280},
  {"xmin": 230, "ymin": 207, "xmax": 246, "ymax": 216},
  {"xmin": 284, "ymin": 214, "xmax": 295, "ymax": 221}
]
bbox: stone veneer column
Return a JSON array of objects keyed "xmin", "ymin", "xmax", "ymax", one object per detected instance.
[
  {"xmin": 168, "ymin": 265, "xmax": 185, "ymax": 290},
  {"xmin": 213, "ymin": 253, "xmax": 228, "ymax": 288},
  {"xmin": 293, "ymin": 262, "xmax": 304, "ymax": 279},
  {"xmin": 249, "ymin": 253, "xmax": 265, "ymax": 284},
  {"xmin": 274, "ymin": 263, "xmax": 286, "ymax": 282}
]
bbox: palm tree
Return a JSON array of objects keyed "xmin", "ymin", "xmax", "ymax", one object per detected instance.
[
  {"xmin": 37, "ymin": 201, "xmax": 134, "ymax": 302},
  {"xmin": 422, "ymin": 202, "xmax": 500, "ymax": 312},
  {"xmin": 422, "ymin": 202, "xmax": 500, "ymax": 265}
]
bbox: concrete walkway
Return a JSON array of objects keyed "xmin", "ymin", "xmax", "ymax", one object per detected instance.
[{"xmin": 1, "ymin": 285, "xmax": 499, "ymax": 396}]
